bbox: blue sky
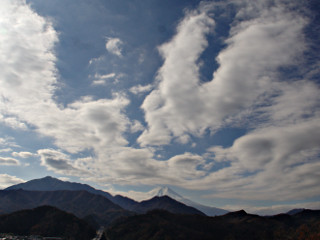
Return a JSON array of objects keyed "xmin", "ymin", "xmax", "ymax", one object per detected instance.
[{"xmin": 0, "ymin": 0, "xmax": 320, "ymax": 214}]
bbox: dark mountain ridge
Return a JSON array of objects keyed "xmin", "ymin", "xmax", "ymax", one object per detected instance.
[
  {"xmin": 0, "ymin": 189, "xmax": 132, "ymax": 226},
  {"xmin": 106, "ymin": 209, "xmax": 320, "ymax": 240},
  {"xmin": 0, "ymin": 205, "xmax": 96, "ymax": 240},
  {"xmin": 287, "ymin": 208, "xmax": 306, "ymax": 215},
  {"xmin": 132, "ymin": 196, "xmax": 205, "ymax": 215}
]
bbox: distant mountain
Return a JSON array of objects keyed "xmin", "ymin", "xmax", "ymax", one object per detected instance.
[
  {"xmin": 131, "ymin": 196, "xmax": 205, "ymax": 215},
  {"xmin": 223, "ymin": 209, "xmax": 249, "ymax": 218},
  {"xmin": 0, "ymin": 189, "xmax": 132, "ymax": 226},
  {"xmin": 6, "ymin": 176, "xmax": 113, "ymax": 199},
  {"xmin": 286, "ymin": 208, "xmax": 305, "ymax": 215},
  {"xmin": 106, "ymin": 209, "xmax": 320, "ymax": 240},
  {"xmin": 148, "ymin": 186, "xmax": 228, "ymax": 216},
  {"xmin": 104, "ymin": 191, "xmax": 205, "ymax": 216},
  {"xmin": 112, "ymin": 194, "xmax": 139, "ymax": 211},
  {"xmin": 6, "ymin": 176, "xmax": 139, "ymax": 212},
  {"xmin": 0, "ymin": 205, "xmax": 96, "ymax": 240}
]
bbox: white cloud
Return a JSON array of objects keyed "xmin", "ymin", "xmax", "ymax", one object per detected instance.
[
  {"xmin": 105, "ymin": 37, "xmax": 123, "ymax": 57},
  {"xmin": 0, "ymin": 115, "xmax": 27, "ymax": 130},
  {"xmin": 58, "ymin": 177, "xmax": 71, "ymax": 181},
  {"xmin": 166, "ymin": 153, "xmax": 212, "ymax": 179},
  {"xmin": 12, "ymin": 151, "xmax": 34, "ymax": 158},
  {"xmin": 92, "ymin": 73, "xmax": 116, "ymax": 86},
  {"xmin": 0, "ymin": 137, "xmax": 19, "ymax": 148},
  {"xmin": 0, "ymin": 148, "xmax": 12, "ymax": 153},
  {"xmin": 211, "ymin": 120, "xmax": 320, "ymax": 171},
  {"xmin": 96, "ymin": 73, "xmax": 116, "ymax": 79},
  {"xmin": 130, "ymin": 120, "xmax": 144, "ymax": 133},
  {"xmin": 0, "ymin": 157, "xmax": 20, "ymax": 166},
  {"xmin": 0, "ymin": 174, "xmax": 25, "ymax": 189},
  {"xmin": 129, "ymin": 84, "xmax": 153, "ymax": 95},
  {"xmin": 0, "ymin": 0, "xmax": 58, "ymax": 132},
  {"xmin": 77, "ymin": 148, "xmax": 211, "ymax": 189},
  {"xmin": 92, "ymin": 79, "xmax": 106, "ymax": 86},
  {"xmin": 264, "ymin": 81, "xmax": 320, "ymax": 124},
  {"xmin": 38, "ymin": 149, "xmax": 89, "ymax": 176},
  {"xmin": 139, "ymin": 2, "xmax": 307, "ymax": 146},
  {"xmin": 138, "ymin": 9, "xmax": 215, "ymax": 146},
  {"xmin": 0, "ymin": 1, "xmax": 131, "ymax": 154},
  {"xmin": 195, "ymin": 119, "xmax": 319, "ymax": 201}
]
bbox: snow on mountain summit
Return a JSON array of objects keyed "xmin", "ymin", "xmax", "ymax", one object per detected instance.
[
  {"xmin": 150, "ymin": 186, "xmax": 183, "ymax": 200},
  {"xmin": 147, "ymin": 186, "xmax": 228, "ymax": 216}
]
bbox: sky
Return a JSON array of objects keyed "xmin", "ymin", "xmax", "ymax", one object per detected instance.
[{"xmin": 0, "ymin": 0, "xmax": 320, "ymax": 214}]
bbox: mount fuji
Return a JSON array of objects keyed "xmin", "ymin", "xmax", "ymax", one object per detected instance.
[{"xmin": 146, "ymin": 186, "xmax": 228, "ymax": 216}]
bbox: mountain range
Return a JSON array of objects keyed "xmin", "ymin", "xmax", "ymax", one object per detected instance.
[
  {"xmin": 1, "ymin": 176, "xmax": 320, "ymax": 239},
  {"xmin": 0, "ymin": 189, "xmax": 132, "ymax": 226},
  {"xmin": 106, "ymin": 209, "xmax": 320, "ymax": 240},
  {"xmin": 5, "ymin": 176, "xmax": 227, "ymax": 216},
  {"xmin": 1, "ymin": 176, "xmax": 206, "ymax": 226}
]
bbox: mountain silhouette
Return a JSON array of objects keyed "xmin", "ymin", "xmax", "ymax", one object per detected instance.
[
  {"xmin": 0, "ymin": 205, "xmax": 96, "ymax": 240},
  {"xmin": 131, "ymin": 196, "xmax": 205, "ymax": 215},
  {"xmin": 4, "ymin": 177, "xmax": 204, "ymax": 219},
  {"xmin": 0, "ymin": 189, "xmax": 132, "ymax": 226},
  {"xmin": 6, "ymin": 176, "xmax": 113, "ymax": 199},
  {"xmin": 5, "ymin": 177, "xmax": 204, "ymax": 216},
  {"xmin": 6, "ymin": 176, "xmax": 140, "ymax": 212},
  {"xmin": 106, "ymin": 209, "xmax": 320, "ymax": 240}
]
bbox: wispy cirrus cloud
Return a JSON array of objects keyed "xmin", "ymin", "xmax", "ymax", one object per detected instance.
[{"xmin": 92, "ymin": 73, "xmax": 116, "ymax": 86}]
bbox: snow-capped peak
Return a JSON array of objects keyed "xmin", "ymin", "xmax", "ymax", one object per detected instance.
[
  {"xmin": 146, "ymin": 186, "xmax": 229, "ymax": 216},
  {"xmin": 148, "ymin": 186, "xmax": 184, "ymax": 200}
]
